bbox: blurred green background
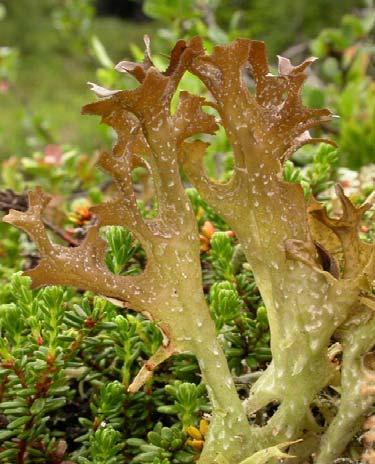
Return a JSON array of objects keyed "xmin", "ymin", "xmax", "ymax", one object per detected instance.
[{"xmin": 0, "ymin": 0, "xmax": 374, "ymax": 168}]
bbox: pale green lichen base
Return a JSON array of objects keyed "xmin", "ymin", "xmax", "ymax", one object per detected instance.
[{"xmin": 315, "ymin": 318, "xmax": 375, "ymax": 464}]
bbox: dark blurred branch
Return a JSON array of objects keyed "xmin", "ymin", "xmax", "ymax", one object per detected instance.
[{"xmin": 281, "ymin": 42, "xmax": 309, "ymax": 59}]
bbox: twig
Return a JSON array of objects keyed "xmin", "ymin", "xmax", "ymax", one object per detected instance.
[
  {"xmin": 233, "ymin": 371, "xmax": 263, "ymax": 385},
  {"xmin": 42, "ymin": 218, "xmax": 80, "ymax": 247}
]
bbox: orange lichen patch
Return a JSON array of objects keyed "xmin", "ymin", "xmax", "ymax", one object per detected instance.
[
  {"xmin": 202, "ymin": 221, "xmax": 215, "ymax": 239},
  {"xmin": 200, "ymin": 235, "xmax": 210, "ymax": 253},
  {"xmin": 185, "ymin": 419, "xmax": 209, "ymax": 452},
  {"xmin": 186, "ymin": 426, "xmax": 203, "ymax": 441},
  {"xmin": 199, "ymin": 220, "xmax": 216, "ymax": 252},
  {"xmin": 74, "ymin": 205, "xmax": 92, "ymax": 221},
  {"xmin": 68, "ymin": 199, "xmax": 93, "ymax": 226},
  {"xmin": 186, "ymin": 438, "xmax": 204, "ymax": 451},
  {"xmin": 199, "ymin": 418, "xmax": 209, "ymax": 437}
]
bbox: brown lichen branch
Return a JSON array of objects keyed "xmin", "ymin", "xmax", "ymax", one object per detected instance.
[
  {"xmin": 83, "ymin": 38, "xmax": 255, "ymax": 463},
  {"xmin": 128, "ymin": 342, "xmax": 176, "ymax": 393},
  {"xmin": 3, "ymin": 188, "xmax": 151, "ymax": 309},
  {"xmin": 180, "ymin": 37, "xmax": 374, "ymax": 457},
  {"xmin": 5, "ymin": 37, "xmax": 256, "ymax": 464},
  {"xmin": 182, "ymin": 38, "xmax": 335, "ymax": 258}
]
